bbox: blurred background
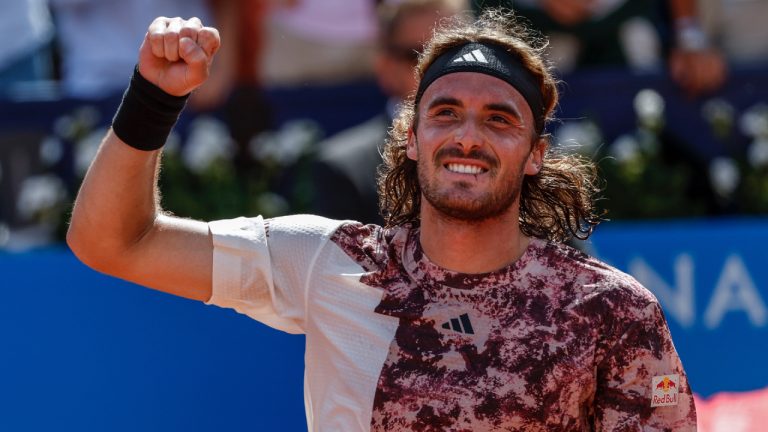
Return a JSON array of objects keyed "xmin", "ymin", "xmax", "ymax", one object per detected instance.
[{"xmin": 1, "ymin": 0, "xmax": 766, "ymax": 430}]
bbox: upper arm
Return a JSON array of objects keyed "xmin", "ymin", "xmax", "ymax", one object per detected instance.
[
  {"xmin": 206, "ymin": 215, "xmax": 344, "ymax": 334},
  {"xmin": 594, "ymin": 300, "xmax": 697, "ymax": 431},
  {"xmin": 66, "ymin": 128, "xmax": 215, "ymax": 303},
  {"xmin": 96, "ymin": 214, "xmax": 213, "ymax": 302}
]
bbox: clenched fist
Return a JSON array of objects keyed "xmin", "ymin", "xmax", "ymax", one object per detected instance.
[{"xmin": 138, "ymin": 16, "xmax": 221, "ymax": 97}]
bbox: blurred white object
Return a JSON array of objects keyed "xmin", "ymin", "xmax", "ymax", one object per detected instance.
[
  {"xmin": 708, "ymin": 157, "xmax": 740, "ymax": 198},
  {"xmin": 554, "ymin": 120, "xmax": 603, "ymax": 155},
  {"xmin": 620, "ymin": 17, "xmax": 662, "ymax": 71},
  {"xmin": 182, "ymin": 116, "xmax": 235, "ymax": 174},
  {"xmin": 75, "ymin": 127, "xmax": 108, "ymax": 176},
  {"xmin": 610, "ymin": 134, "xmax": 641, "ymax": 164},
  {"xmin": 250, "ymin": 119, "xmax": 319, "ymax": 166},
  {"xmin": 39, "ymin": 136, "xmax": 65, "ymax": 167},
  {"xmin": 634, "ymin": 89, "xmax": 665, "ymax": 131},
  {"xmin": 739, "ymin": 103, "xmax": 768, "ymax": 138},
  {"xmin": 747, "ymin": 137, "xmax": 768, "ymax": 169},
  {"xmin": 16, "ymin": 174, "xmax": 67, "ymax": 220}
]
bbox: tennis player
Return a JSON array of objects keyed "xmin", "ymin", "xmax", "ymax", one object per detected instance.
[{"xmin": 68, "ymin": 9, "xmax": 696, "ymax": 431}]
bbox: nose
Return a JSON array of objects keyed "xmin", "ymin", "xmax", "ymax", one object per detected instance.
[{"xmin": 454, "ymin": 119, "xmax": 483, "ymax": 153}]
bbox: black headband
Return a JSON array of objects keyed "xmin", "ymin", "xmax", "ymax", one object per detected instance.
[{"xmin": 415, "ymin": 42, "xmax": 546, "ymax": 133}]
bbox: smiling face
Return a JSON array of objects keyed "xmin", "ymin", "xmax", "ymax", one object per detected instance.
[{"xmin": 407, "ymin": 72, "xmax": 545, "ymax": 222}]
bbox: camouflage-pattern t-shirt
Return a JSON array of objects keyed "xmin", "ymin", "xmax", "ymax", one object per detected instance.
[{"xmin": 208, "ymin": 215, "xmax": 697, "ymax": 431}]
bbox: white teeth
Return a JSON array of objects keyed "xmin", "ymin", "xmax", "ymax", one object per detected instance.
[{"xmin": 446, "ymin": 163, "xmax": 484, "ymax": 174}]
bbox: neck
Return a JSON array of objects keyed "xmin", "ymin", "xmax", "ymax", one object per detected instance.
[{"xmin": 418, "ymin": 203, "xmax": 530, "ymax": 274}]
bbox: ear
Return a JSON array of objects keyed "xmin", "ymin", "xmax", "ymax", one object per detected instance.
[
  {"xmin": 406, "ymin": 128, "xmax": 418, "ymax": 161},
  {"xmin": 524, "ymin": 137, "xmax": 547, "ymax": 175}
]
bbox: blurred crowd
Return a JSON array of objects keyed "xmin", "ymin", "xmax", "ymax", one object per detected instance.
[
  {"xmin": 4, "ymin": 0, "xmax": 767, "ymax": 99},
  {"xmin": 1, "ymin": 0, "xmax": 768, "ymax": 249}
]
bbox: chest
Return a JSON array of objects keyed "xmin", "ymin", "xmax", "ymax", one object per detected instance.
[{"xmin": 367, "ymin": 282, "xmax": 598, "ymax": 431}]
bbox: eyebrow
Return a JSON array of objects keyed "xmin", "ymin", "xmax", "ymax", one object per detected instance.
[
  {"xmin": 485, "ymin": 102, "xmax": 524, "ymax": 123},
  {"xmin": 426, "ymin": 96, "xmax": 462, "ymax": 111},
  {"xmin": 426, "ymin": 97, "xmax": 524, "ymax": 123}
]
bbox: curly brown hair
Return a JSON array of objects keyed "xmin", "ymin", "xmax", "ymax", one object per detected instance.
[{"xmin": 377, "ymin": 8, "xmax": 604, "ymax": 242}]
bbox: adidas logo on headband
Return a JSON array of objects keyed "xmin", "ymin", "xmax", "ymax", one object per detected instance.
[{"xmin": 452, "ymin": 49, "xmax": 488, "ymax": 64}]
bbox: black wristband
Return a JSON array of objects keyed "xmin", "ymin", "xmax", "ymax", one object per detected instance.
[{"xmin": 112, "ymin": 66, "xmax": 190, "ymax": 151}]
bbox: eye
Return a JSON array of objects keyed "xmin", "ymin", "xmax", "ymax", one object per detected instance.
[
  {"xmin": 489, "ymin": 114, "xmax": 511, "ymax": 124},
  {"xmin": 428, "ymin": 107, "xmax": 458, "ymax": 122},
  {"xmin": 435, "ymin": 108, "xmax": 456, "ymax": 117}
]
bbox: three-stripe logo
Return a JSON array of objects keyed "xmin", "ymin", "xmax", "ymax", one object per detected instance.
[
  {"xmin": 452, "ymin": 49, "xmax": 488, "ymax": 64},
  {"xmin": 441, "ymin": 313, "xmax": 475, "ymax": 335}
]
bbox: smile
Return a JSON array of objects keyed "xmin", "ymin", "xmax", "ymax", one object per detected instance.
[{"xmin": 445, "ymin": 163, "xmax": 487, "ymax": 175}]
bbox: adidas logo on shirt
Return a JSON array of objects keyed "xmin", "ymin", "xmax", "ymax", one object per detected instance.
[
  {"xmin": 440, "ymin": 313, "xmax": 475, "ymax": 335},
  {"xmin": 452, "ymin": 49, "xmax": 488, "ymax": 64}
]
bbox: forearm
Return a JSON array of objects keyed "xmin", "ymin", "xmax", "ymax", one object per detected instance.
[
  {"xmin": 67, "ymin": 16, "xmax": 221, "ymax": 301},
  {"xmin": 68, "ymin": 57, "xmax": 191, "ymax": 269},
  {"xmin": 67, "ymin": 130, "xmax": 163, "ymax": 270}
]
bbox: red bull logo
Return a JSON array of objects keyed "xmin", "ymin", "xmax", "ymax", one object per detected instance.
[
  {"xmin": 655, "ymin": 376, "xmax": 677, "ymax": 393},
  {"xmin": 651, "ymin": 374, "xmax": 680, "ymax": 407}
]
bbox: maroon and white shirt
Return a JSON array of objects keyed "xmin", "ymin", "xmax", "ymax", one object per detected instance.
[{"xmin": 208, "ymin": 215, "xmax": 696, "ymax": 431}]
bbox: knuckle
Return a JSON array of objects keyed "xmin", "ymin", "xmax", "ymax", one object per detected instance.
[
  {"xmin": 201, "ymin": 27, "xmax": 220, "ymax": 41},
  {"xmin": 166, "ymin": 17, "xmax": 183, "ymax": 31},
  {"xmin": 179, "ymin": 27, "xmax": 194, "ymax": 37},
  {"xmin": 151, "ymin": 16, "xmax": 168, "ymax": 26},
  {"xmin": 180, "ymin": 23, "xmax": 199, "ymax": 36},
  {"xmin": 149, "ymin": 31, "xmax": 163, "ymax": 42}
]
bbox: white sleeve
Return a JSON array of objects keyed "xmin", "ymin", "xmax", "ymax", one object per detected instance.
[{"xmin": 206, "ymin": 214, "xmax": 345, "ymax": 334}]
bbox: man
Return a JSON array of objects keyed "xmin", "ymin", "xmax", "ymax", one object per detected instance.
[
  {"xmin": 310, "ymin": 0, "xmax": 465, "ymax": 224},
  {"xmin": 67, "ymin": 9, "xmax": 697, "ymax": 431}
]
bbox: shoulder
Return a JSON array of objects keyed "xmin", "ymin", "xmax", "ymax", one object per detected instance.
[
  {"xmin": 265, "ymin": 214, "xmax": 348, "ymax": 238},
  {"xmin": 209, "ymin": 214, "xmax": 398, "ymax": 272},
  {"xmin": 534, "ymin": 241, "xmax": 671, "ymax": 355},
  {"xmin": 267, "ymin": 214, "xmax": 396, "ymax": 265},
  {"xmin": 209, "ymin": 214, "xmax": 348, "ymax": 252},
  {"xmin": 534, "ymin": 240, "xmax": 658, "ymax": 311}
]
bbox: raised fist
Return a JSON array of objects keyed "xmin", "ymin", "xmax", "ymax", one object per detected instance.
[{"xmin": 138, "ymin": 16, "xmax": 221, "ymax": 97}]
